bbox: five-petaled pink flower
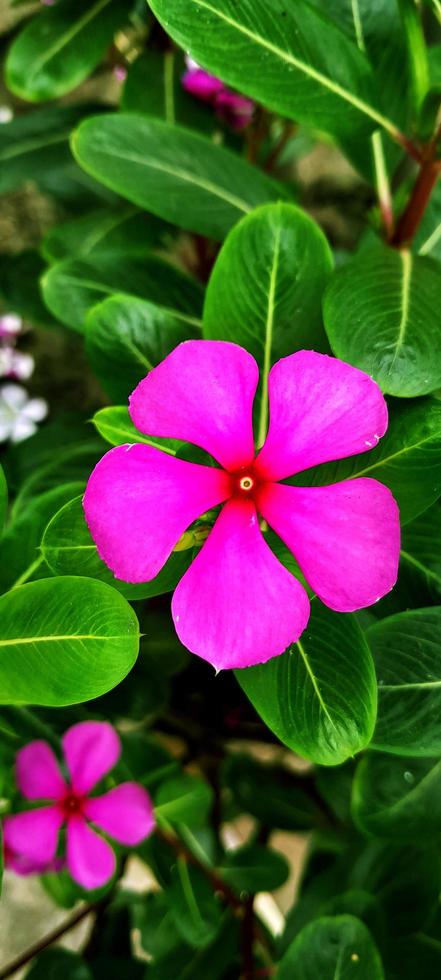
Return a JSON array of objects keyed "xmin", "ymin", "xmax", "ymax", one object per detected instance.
[
  {"xmin": 84, "ymin": 342, "xmax": 400, "ymax": 671},
  {"xmin": 3, "ymin": 721, "xmax": 155, "ymax": 890},
  {"xmin": 182, "ymin": 56, "xmax": 254, "ymax": 130}
]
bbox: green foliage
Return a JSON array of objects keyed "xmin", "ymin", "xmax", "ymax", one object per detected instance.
[
  {"xmin": 0, "ymin": 577, "xmax": 139, "ymax": 705},
  {"xmin": 0, "ymin": 0, "xmax": 440, "ymax": 973},
  {"xmin": 238, "ymin": 602, "xmax": 377, "ymax": 765}
]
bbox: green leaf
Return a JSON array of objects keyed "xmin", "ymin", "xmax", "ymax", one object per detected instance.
[
  {"xmin": 0, "ymin": 466, "xmax": 7, "ymax": 534},
  {"xmin": 0, "ymin": 481, "xmax": 84, "ymax": 593},
  {"xmin": 147, "ymin": 913, "xmax": 240, "ymax": 980},
  {"xmin": 6, "ymin": 0, "xmax": 129, "ymax": 102},
  {"xmin": 294, "ymin": 398, "xmax": 441, "ymax": 526},
  {"xmin": 368, "ymin": 607, "xmax": 441, "ymax": 756},
  {"xmin": 203, "ymin": 202, "xmax": 332, "ymax": 441},
  {"xmin": 71, "ymin": 114, "xmax": 287, "ymax": 240},
  {"xmin": 400, "ymin": 499, "xmax": 441, "ymax": 600},
  {"xmin": 323, "ymin": 244, "xmax": 441, "ymax": 397},
  {"xmin": 122, "ymin": 49, "xmax": 215, "ymax": 131},
  {"xmin": 0, "ymin": 105, "xmax": 90, "ymax": 194},
  {"xmin": 224, "ymin": 754, "xmax": 325, "ymax": 830},
  {"xmin": 24, "ymin": 949, "xmax": 92, "ymax": 980},
  {"xmin": 42, "ymin": 208, "xmax": 168, "ymax": 263},
  {"xmin": 154, "ymin": 775, "xmax": 213, "ymax": 828},
  {"xmin": 0, "ymin": 251, "xmax": 57, "ymax": 328},
  {"xmin": 352, "ymin": 753, "xmax": 441, "ymax": 840},
  {"xmin": 219, "ymin": 843, "xmax": 289, "ymax": 894},
  {"xmin": 42, "ymin": 253, "xmax": 203, "ymax": 333},
  {"xmin": 169, "ymin": 859, "xmax": 223, "ymax": 948},
  {"xmin": 278, "ymin": 915, "xmax": 385, "ymax": 980},
  {"xmin": 92, "ymin": 406, "xmax": 183, "ymax": 454},
  {"xmin": 86, "ymin": 294, "xmax": 197, "ymax": 403},
  {"xmin": 148, "ymin": 0, "xmax": 399, "ymax": 145},
  {"xmin": 0, "ymin": 576, "xmax": 139, "ymax": 706},
  {"xmin": 132, "ymin": 892, "xmax": 181, "ymax": 961},
  {"xmin": 237, "ymin": 602, "xmax": 377, "ymax": 766},
  {"xmin": 41, "ymin": 495, "xmax": 193, "ymax": 599},
  {"xmin": 384, "ymin": 935, "xmax": 441, "ymax": 980}
]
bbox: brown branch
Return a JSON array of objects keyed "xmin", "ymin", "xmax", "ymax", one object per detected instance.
[
  {"xmin": 156, "ymin": 825, "xmax": 242, "ymax": 910},
  {"xmin": 0, "ymin": 903, "xmax": 95, "ymax": 980}
]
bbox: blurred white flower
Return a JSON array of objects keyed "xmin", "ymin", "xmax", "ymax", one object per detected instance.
[
  {"xmin": 0, "ymin": 314, "xmax": 22, "ymax": 338},
  {"xmin": 0, "ymin": 385, "xmax": 48, "ymax": 443},
  {"xmin": 0, "ymin": 349, "xmax": 34, "ymax": 381},
  {"xmin": 0, "ymin": 106, "xmax": 13, "ymax": 124}
]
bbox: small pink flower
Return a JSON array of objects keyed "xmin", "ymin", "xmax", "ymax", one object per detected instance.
[
  {"xmin": 182, "ymin": 57, "xmax": 254, "ymax": 130},
  {"xmin": 113, "ymin": 65, "xmax": 127, "ymax": 83},
  {"xmin": 0, "ymin": 348, "xmax": 34, "ymax": 382},
  {"xmin": 3, "ymin": 722, "xmax": 155, "ymax": 890},
  {"xmin": 84, "ymin": 342, "xmax": 400, "ymax": 671},
  {"xmin": 0, "ymin": 313, "xmax": 22, "ymax": 339}
]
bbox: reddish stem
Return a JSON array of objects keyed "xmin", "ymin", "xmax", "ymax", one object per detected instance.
[{"xmin": 392, "ymin": 156, "xmax": 441, "ymax": 246}]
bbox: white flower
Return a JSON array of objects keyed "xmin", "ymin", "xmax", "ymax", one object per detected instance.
[
  {"xmin": 0, "ymin": 313, "xmax": 22, "ymax": 338},
  {"xmin": 0, "ymin": 107, "xmax": 13, "ymax": 125},
  {"xmin": 0, "ymin": 385, "xmax": 48, "ymax": 444},
  {"xmin": 0, "ymin": 349, "xmax": 34, "ymax": 381}
]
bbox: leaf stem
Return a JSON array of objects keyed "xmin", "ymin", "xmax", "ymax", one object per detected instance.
[
  {"xmin": 10, "ymin": 554, "xmax": 44, "ymax": 590},
  {"xmin": 371, "ymin": 131, "xmax": 395, "ymax": 239}
]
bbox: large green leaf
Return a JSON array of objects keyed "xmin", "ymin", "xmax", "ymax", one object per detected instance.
[
  {"xmin": 278, "ymin": 915, "xmax": 384, "ymax": 980},
  {"xmin": 71, "ymin": 114, "xmax": 286, "ymax": 240},
  {"xmin": 323, "ymin": 244, "xmax": 441, "ymax": 397},
  {"xmin": 400, "ymin": 500, "xmax": 441, "ymax": 599},
  {"xmin": 0, "ymin": 481, "xmax": 84, "ymax": 594},
  {"xmin": 0, "ymin": 466, "xmax": 7, "ymax": 533},
  {"xmin": 6, "ymin": 0, "xmax": 128, "ymax": 102},
  {"xmin": 294, "ymin": 398, "xmax": 441, "ymax": 526},
  {"xmin": 42, "ymin": 208, "xmax": 168, "ymax": 263},
  {"xmin": 148, "ymin": 0, "xmax": 400, "ymax": 145},
  {"xmin": 92, "ymin": 406, "xmax": 182, "ymax": 454},
  {"xmin": 0, "ymin": 105, "xmax": 91, "ymax": 194},
  {"xmin": 85, "ymin": 294, "xmax": 197, "ymax": 403},
  {"xmin": 24, "ymin": 949, "xmax": 92, "ymax": 980},
  {"xmin": 384, "ymin": 935, "xmax": 441, "ymax": 980},
  {"xmin": 368, "ymin": 607, "xmax": 441, "ymax": 756},
  {"xmin": 41, "ymin": 496, "xmax": 193, "ymax": 600},
  {"xmin": 203, "ymin": 202, "xmax": 332, "ymax": 442},
  {"xmin": 352, "ymin": 753, "xmax": 441, "ymax": 840},
  {"xmin": 0, "ymin": 576, "xmax": 139, "ymax": 706},
  {"xmin": 41, "ymin": 253, "xmax": 203, "ymax": 333},
  {"xmin": 237, "ymin": 602, "xmax": 377, "ymax": 766},
  {"xmin": 154, "ymin": 774, "xmax": 213, "ymax": 828}
]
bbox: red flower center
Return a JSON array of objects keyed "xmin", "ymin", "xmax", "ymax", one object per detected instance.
[
  {"xmin": 59, "ymin": 790, "xmax": 86, "ymax": 820},
  {"xmin": 230, "ymin": 466, "xmax": 262, "ymax": 500}
]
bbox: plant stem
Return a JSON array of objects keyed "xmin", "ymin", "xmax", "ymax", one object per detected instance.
[
  {"xmin": 10, "ymin": 554, "xmax": 44, "ymax": 590},
  {"xmin": 392, "ymin": 155, "xmax": 441, "ymax": 246},
  {"xmin": 156, "ymin": 825, "xmax": 242, "ymax": 910},
  {"xmin": 241, "ymin": 897, "xmax": 256, "ymax": 980},
  {"xmin": 0, "ymin": 903, "xmax": 95, "ymax": 980}
]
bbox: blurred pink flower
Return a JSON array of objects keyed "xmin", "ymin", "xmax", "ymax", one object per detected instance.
[
  {"xmin": 84, "ymin": 341, "xmax": 400, "ymax": 672},
  {"xmin": 3, "ymin": 831, "xmax": 64, "ymax": 877},
  {"xmin": 0, "ymin": 384, "xmax": 47, "ymax": 443},
  {"xmin": 182, "ymin": 56, "xmax": 254, "ymax": 130},
  {"xmin": 3, "ymin": 722, "xmax": 155, "ymax": 890},
  {"xmin": 113, "ymin": 65, "xmax": 127, "ymax": 83}
]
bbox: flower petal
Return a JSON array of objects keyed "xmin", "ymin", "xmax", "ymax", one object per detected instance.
[
  {"xmin": 3, "ymin": 807, "xmax": 63, "ymax": 865},
  {"xmin": 85, "ymin": 783, "xmax": 155, "ymax": 845},
  {"xmin": 257, "ymin": 478, "xmax": 400, "ymax": 612},
  {"xmin": 66, "ymin": 818, "xmax": 116, "ymax": 890},
  {"xmin": 63, "ymin": 721, "xmax": 121, "ymax": 794},
  {"xmin": 256, "ymin": 350, "xmax": 388, "ymax": 481},
  {"xmin": 83, "ymin": 443, "xmax": 231, "ymax": 582},
  {"xmin": 16, "ymin": 740, "xmax": 66, "ymax": 801},
  {"xmin": 129, "ymin": 340, "xmax": 258, "ymax": 470},
  {"xmin": 172, "ymin": 498, "xmax": 310, "ymax": 670}
]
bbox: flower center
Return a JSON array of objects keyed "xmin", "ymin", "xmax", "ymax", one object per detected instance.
[
  {"xmin": 59, "ymin": 790, "xmax": 85, "ymax": 819},
  {"xmin": 231, "ymin": 466, "xmax": 261, "ymax": 500}
]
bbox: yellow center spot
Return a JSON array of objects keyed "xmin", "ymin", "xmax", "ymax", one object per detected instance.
[{"xmin": 239, "ymin": 476, "xmax": 254, "ymax": 491}]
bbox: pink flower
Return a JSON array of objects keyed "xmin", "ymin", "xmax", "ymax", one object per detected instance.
[
  {"xmin": 3, "ymin": 722, "xmax": 155, "ymax": 890},
  {"xmin": 0, "ymin": 313, "xmax": 22, "ymax": 339},
  {"xmin": 83, "ymin": 342, "xmax": 400, "ymax": 672},
  {"xmin": 182, "ymin": 57, "xmax": 254, "ymax": 130},
  {"xmin": 113, "ymin": 65, "xmax": 127, "ymax": 83},
  {"xmin": 3, "ymin": 830, "xmax": 64, "ymax": 877}
]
